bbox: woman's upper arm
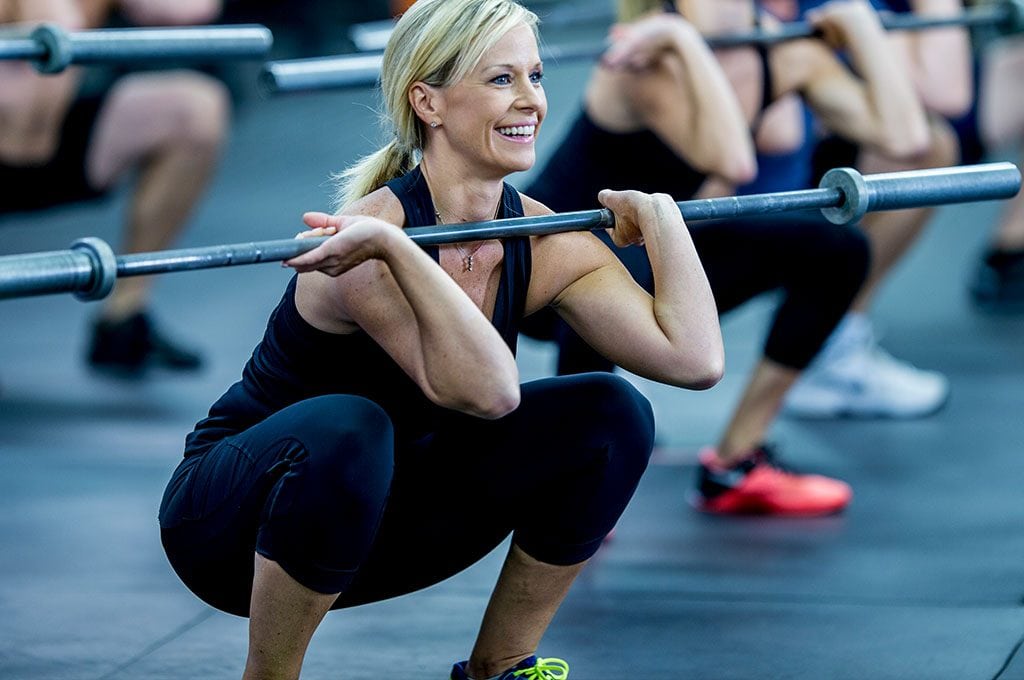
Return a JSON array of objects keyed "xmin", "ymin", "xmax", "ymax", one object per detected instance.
[
  {"xmin": 294, "ymin": 189, "xmax": 435, "ymax": 390},
  {"xmin": 524, "ymin": 191, "xmax": 651, "ymax": 327}
]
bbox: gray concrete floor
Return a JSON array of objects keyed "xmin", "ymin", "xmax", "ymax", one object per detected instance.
[{"xmin": 2, "ymin": 17, "xmax": 1024, "ymax": 680}]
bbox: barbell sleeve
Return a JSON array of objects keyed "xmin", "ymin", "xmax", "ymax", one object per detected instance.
[
  {"xmin": 819, "ymin": 162, "xmax": 1022, "ymax": 224},
  {"xmin": 0, "ymin": 24, "xmax": 273, "ymax": 74},
  {"xmin": 0, "ymin": 164, "xmax": 1019, "ymax": 301},
  {"xmin": 262, "ymin": 1, "xmax": 1024, "ymax": 94}
]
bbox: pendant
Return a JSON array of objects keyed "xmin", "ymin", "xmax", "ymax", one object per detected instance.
[{"xmin": 464, "ymin": 255, "xmax": 473, "ymax": 272}]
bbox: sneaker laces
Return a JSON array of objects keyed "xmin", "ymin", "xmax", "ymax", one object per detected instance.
[{"xmin": 512, "ymin": 657, "xmax": 569, "ymax": 679}]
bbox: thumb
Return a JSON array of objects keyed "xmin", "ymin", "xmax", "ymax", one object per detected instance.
[
  {"xmin": 302, "ymin": 212, "xmax": 346, "ymax": 230},
  {"xmin": 598, "ymin": 188, "xmax": 629, "ymax": 211}
]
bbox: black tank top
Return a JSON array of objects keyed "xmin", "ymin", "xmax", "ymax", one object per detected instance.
[
  {"xmin": 184, "ymin": 166, "xmax": 532, "ymax": 454},
  {"xmin": 528, "ymin": 10, "xmax": 775, "ymax": 212}
]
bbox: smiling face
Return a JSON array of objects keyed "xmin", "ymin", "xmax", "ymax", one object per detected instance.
[{"xmin": 424, "ymin": 22, "xmax": 546, "ymax": 179}]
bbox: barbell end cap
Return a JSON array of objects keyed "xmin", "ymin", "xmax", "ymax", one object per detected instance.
[
  {"xmin": 256, "ymin": 65, "xmax": 279, "ymax": 98},
  {"xmin": 30, "ymin": 23, "xmax": 73, "ymax": 74},
  {"xmin": 819, "ymin": 167, "xmax": 870, "ymax": 225},
  {"xmin": 70, "ymin": 237, "xmax": 117, "ymax": 301},
  {"xmin": 1001, "ymin": 0, "xmax": 1024, "ymax": 35}
]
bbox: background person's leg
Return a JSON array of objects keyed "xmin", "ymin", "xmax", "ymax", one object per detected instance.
[{"xmin": 84, "ymin": 71, "xmax": 230, "ymax": 374}]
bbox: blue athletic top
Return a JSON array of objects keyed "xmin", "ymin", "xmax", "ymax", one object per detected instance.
[
  {"xmin": 185, "ymin": 166, "xmax": 532, "ymax": 454},
  {"xmin": 798, "ymin": 0, "xmax": 910, "ymax": 13}
]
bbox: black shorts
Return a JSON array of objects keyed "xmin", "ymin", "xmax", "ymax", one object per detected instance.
[{"xmin": 0, "ymin": 94, "xmax": 109, "ymax": 215}]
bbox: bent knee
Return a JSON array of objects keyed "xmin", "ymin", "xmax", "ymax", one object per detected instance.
[
  {"xmin": 572, "ymin": 373, "xmax": 655, "ymax": 452},
  {"xmin": 112, "ymin": 71, "xmax": 230, "ymax": 148},
  {"xmin": 805, "ymin": 224, "xmax": 871, "ymax": 291},
  {"xmin": 287, "ymin": 395, "xmax": 393, "ymax": 455}
]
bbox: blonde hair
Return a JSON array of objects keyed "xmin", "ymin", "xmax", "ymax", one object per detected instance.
[
  {"xmin": 335, "ymin": 0, "xmax": 539, "ymax": 211},
  {"xmin": 617, "ymin": 0, "xmax": 664, "ymax": 22}
]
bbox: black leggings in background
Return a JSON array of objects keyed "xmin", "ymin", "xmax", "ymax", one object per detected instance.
[
  {"xmin": 159, "ymin": 373, "xmax": 655, "ymax": 617},
  {"xmin": 534, "ymin": 218, "xmax": 869, "ymax": 376}
]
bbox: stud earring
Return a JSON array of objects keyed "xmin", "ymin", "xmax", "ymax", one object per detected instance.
[{"xmin": 430, "ymin": 121, "xmax": 439, "ymax": 128}]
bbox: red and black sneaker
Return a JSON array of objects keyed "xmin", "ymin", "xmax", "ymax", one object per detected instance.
[{"xmin": 691, "ymin": 444, "xmax": 851, "ymax": 517}]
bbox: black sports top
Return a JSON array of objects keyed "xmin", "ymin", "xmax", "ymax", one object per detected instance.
[
  {"xmin": 184, "ymin": 166, "xmax": 532, "ymax": 455},
  {"xmin": 527, "ymin": 8, "xmax": 775, "ymax": 212}
]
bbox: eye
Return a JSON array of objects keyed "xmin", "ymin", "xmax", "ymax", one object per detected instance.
[
  {"xmin": 530, "ymin": 70, "xmax": 544, "ymax": 84},
  {"xmin": 491, "ymin": 73, "xmax": 512, "ymax": 85}
]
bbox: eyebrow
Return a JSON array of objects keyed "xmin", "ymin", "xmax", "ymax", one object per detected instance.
[{"xmin": 483, "ymin": 61, "xmax": 543, "ymax": 71}]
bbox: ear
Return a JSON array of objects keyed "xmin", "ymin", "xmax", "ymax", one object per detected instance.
[{"xmin": 409, "ymin": 82, "xmax": 444, "ymax": 128}]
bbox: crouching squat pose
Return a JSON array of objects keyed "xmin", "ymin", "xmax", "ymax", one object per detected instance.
[{"xmin": 158, "ymin": 1, "xmax": 723, "ymax": 678}]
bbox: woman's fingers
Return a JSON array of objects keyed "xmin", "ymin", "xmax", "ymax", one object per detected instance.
[{"xmin": 295, "ymin": 226, "xmax": 338, "ymax": 239}]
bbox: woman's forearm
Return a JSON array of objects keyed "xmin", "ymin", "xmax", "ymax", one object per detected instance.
[
  {"xmin": 845, "ymin": 18, "xmax": 930, "ymax": 154},
  {"xmin": 636, "ymin": 197, "xmax": 723, "ymax": 388},
  {"xmin": 379, "ymin": 231, "xmax": 520, "ymax": 418},
  {"xmin": 672, "ymin": 26, "xmax": 756, "ymax": 182}
]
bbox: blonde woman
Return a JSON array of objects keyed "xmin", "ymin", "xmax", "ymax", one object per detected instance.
[{"xmin": 157, "ymin": 0, "xmax": 723, "ymax": 678}]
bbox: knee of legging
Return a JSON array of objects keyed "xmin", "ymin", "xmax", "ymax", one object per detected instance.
[
  {"xmin": 805, "ymin": 224, "xmax": 871, "ymax": 293},
  {"xmin": 569, "ymin": 373, "xmax": 656, "ymax": 460},
  {"xmin": 281, "ymin": 396, "xmax": 395, "ymax": 507}
]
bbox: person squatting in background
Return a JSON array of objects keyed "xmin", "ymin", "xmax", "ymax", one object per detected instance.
[
  {"xmin": 523, "ymin": 0, "xmax": 929, "ymax": 516},
  {"xmin": 0, "ymin": 0, "xmax": 230, "ymax": 376}
]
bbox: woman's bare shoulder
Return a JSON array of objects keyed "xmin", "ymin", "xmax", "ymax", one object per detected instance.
[
  {"xmin": 342, "ymin": 185, "xmax": 407, "ymax": 227},
  {"xmin": 518, "ymin": 191, "xmax": 555, "ymax": 217}
]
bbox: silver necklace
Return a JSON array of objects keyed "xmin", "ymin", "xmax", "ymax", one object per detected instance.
[{"xmin": 434, "ymin": 207, "xmax": 494, "ymax": 273}]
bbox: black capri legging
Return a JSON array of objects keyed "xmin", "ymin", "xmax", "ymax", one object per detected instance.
[
  {"xmin": 540, "ymin": 218, "xmax": 870, "ymax": 376},
  {"xmin": 159, "ymin": 373, "xmax": 655, "ymax": 617}
]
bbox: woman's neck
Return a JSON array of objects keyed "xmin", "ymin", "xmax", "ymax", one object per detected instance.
[{"xmin": 420, "ymin": 150, "xmax": 505, "ymax": 224}]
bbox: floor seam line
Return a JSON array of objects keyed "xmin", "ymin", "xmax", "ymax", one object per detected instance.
[
  {"xmin": 993, "ymin": 632, "xmax": 1024, "ymax": 680},
  {"xmin": 93, "ymin": 608, "xmax": 216, "ymax": 680}
]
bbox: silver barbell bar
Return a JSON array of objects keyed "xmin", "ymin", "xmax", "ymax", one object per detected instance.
[
  {"xmin": 262, "ymin": 1, "xmax": 1024, "ymax": 94},
  {"xmin": 0, "ymin": 23, "xmax": 273, "ymax": 74},
  {"xmin": 0, "ymin": 163, "xmax": 1019, "ymax": 302}
]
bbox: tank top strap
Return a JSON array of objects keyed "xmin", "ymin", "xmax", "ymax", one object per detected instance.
[{"xmin": 494, "ymin": 182, "xmax": 532, "ymax": 350}]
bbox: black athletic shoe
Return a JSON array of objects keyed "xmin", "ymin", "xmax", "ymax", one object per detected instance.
[
  {"xmin": 87, "ymin": 311, "xmax": 203, "ymax": 377},
  {"xmin": 970, "ymin": 248, "xmax": 1024, "ymax": 313}
]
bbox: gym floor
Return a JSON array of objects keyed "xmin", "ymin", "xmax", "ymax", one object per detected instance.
[{"xmin": 2, "ymin": 17, "xmax": 1024, "ymax": 680}]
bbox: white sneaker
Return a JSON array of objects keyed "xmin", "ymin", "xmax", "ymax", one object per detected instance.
[{"xmin": 783, "ymin": 314, "xmax": 949, "ymax": 419}]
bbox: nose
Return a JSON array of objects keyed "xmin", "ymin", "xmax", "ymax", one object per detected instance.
[{"xmin": 514, "ymin": 77, "xmax": 544, "ymax": 114}]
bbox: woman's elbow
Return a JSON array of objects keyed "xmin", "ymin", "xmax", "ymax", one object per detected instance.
[
  {"xmin": 472, "ymin": 383, "xmax": 521, "ymax": 420},
  {"xmin": 719, "ymin": 155, "xmax": 758, "ymax": 186},
  {"xmin": 879, "ymin": 121, "xmax": 931, "ymax": 160},
  {"xmin": 689, "ymin": 351, "xmax": 725, "ymax": 391},
  {"xmin": 432, "ymin": 369, "xmax": 521, "ymax": 419},
  {"xmin": 666, "ymin": 347, "xmax": 724, "ymax": 391}
]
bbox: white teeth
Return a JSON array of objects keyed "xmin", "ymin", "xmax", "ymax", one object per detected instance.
[{"xmin": 498, "ymin": 125, "xmax": 536, "ymax": 137}]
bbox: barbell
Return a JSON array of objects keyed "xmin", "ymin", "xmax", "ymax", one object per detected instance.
[
  {"xmin": 261, "ymin": 1, "xmax": 1024, "ymax": 93},
  {"xmin": 0, "ymin": 163, "xmax": 1018, "ymax": 302},
  {"xmin": 0, "ymin": 23, "xmax": 273, "ymax": 74}
]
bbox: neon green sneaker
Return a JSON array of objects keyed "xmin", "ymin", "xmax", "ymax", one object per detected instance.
[{"xmin": 450, "ymin": 655, "xmax": 569, "ymax": 679}]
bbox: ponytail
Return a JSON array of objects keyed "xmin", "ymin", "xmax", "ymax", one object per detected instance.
[{"xmin": 333, "ymin": 140, "xmax": 417, "ymax": 212}]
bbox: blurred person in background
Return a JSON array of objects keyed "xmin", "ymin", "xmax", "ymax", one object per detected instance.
[
  {"xmin": 524, "ymin": 0, "xmax": 928, "ymax": 516},
  {"xmin": 0, "ymin": 0, "xmax": 230, "ymax": 376}
]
